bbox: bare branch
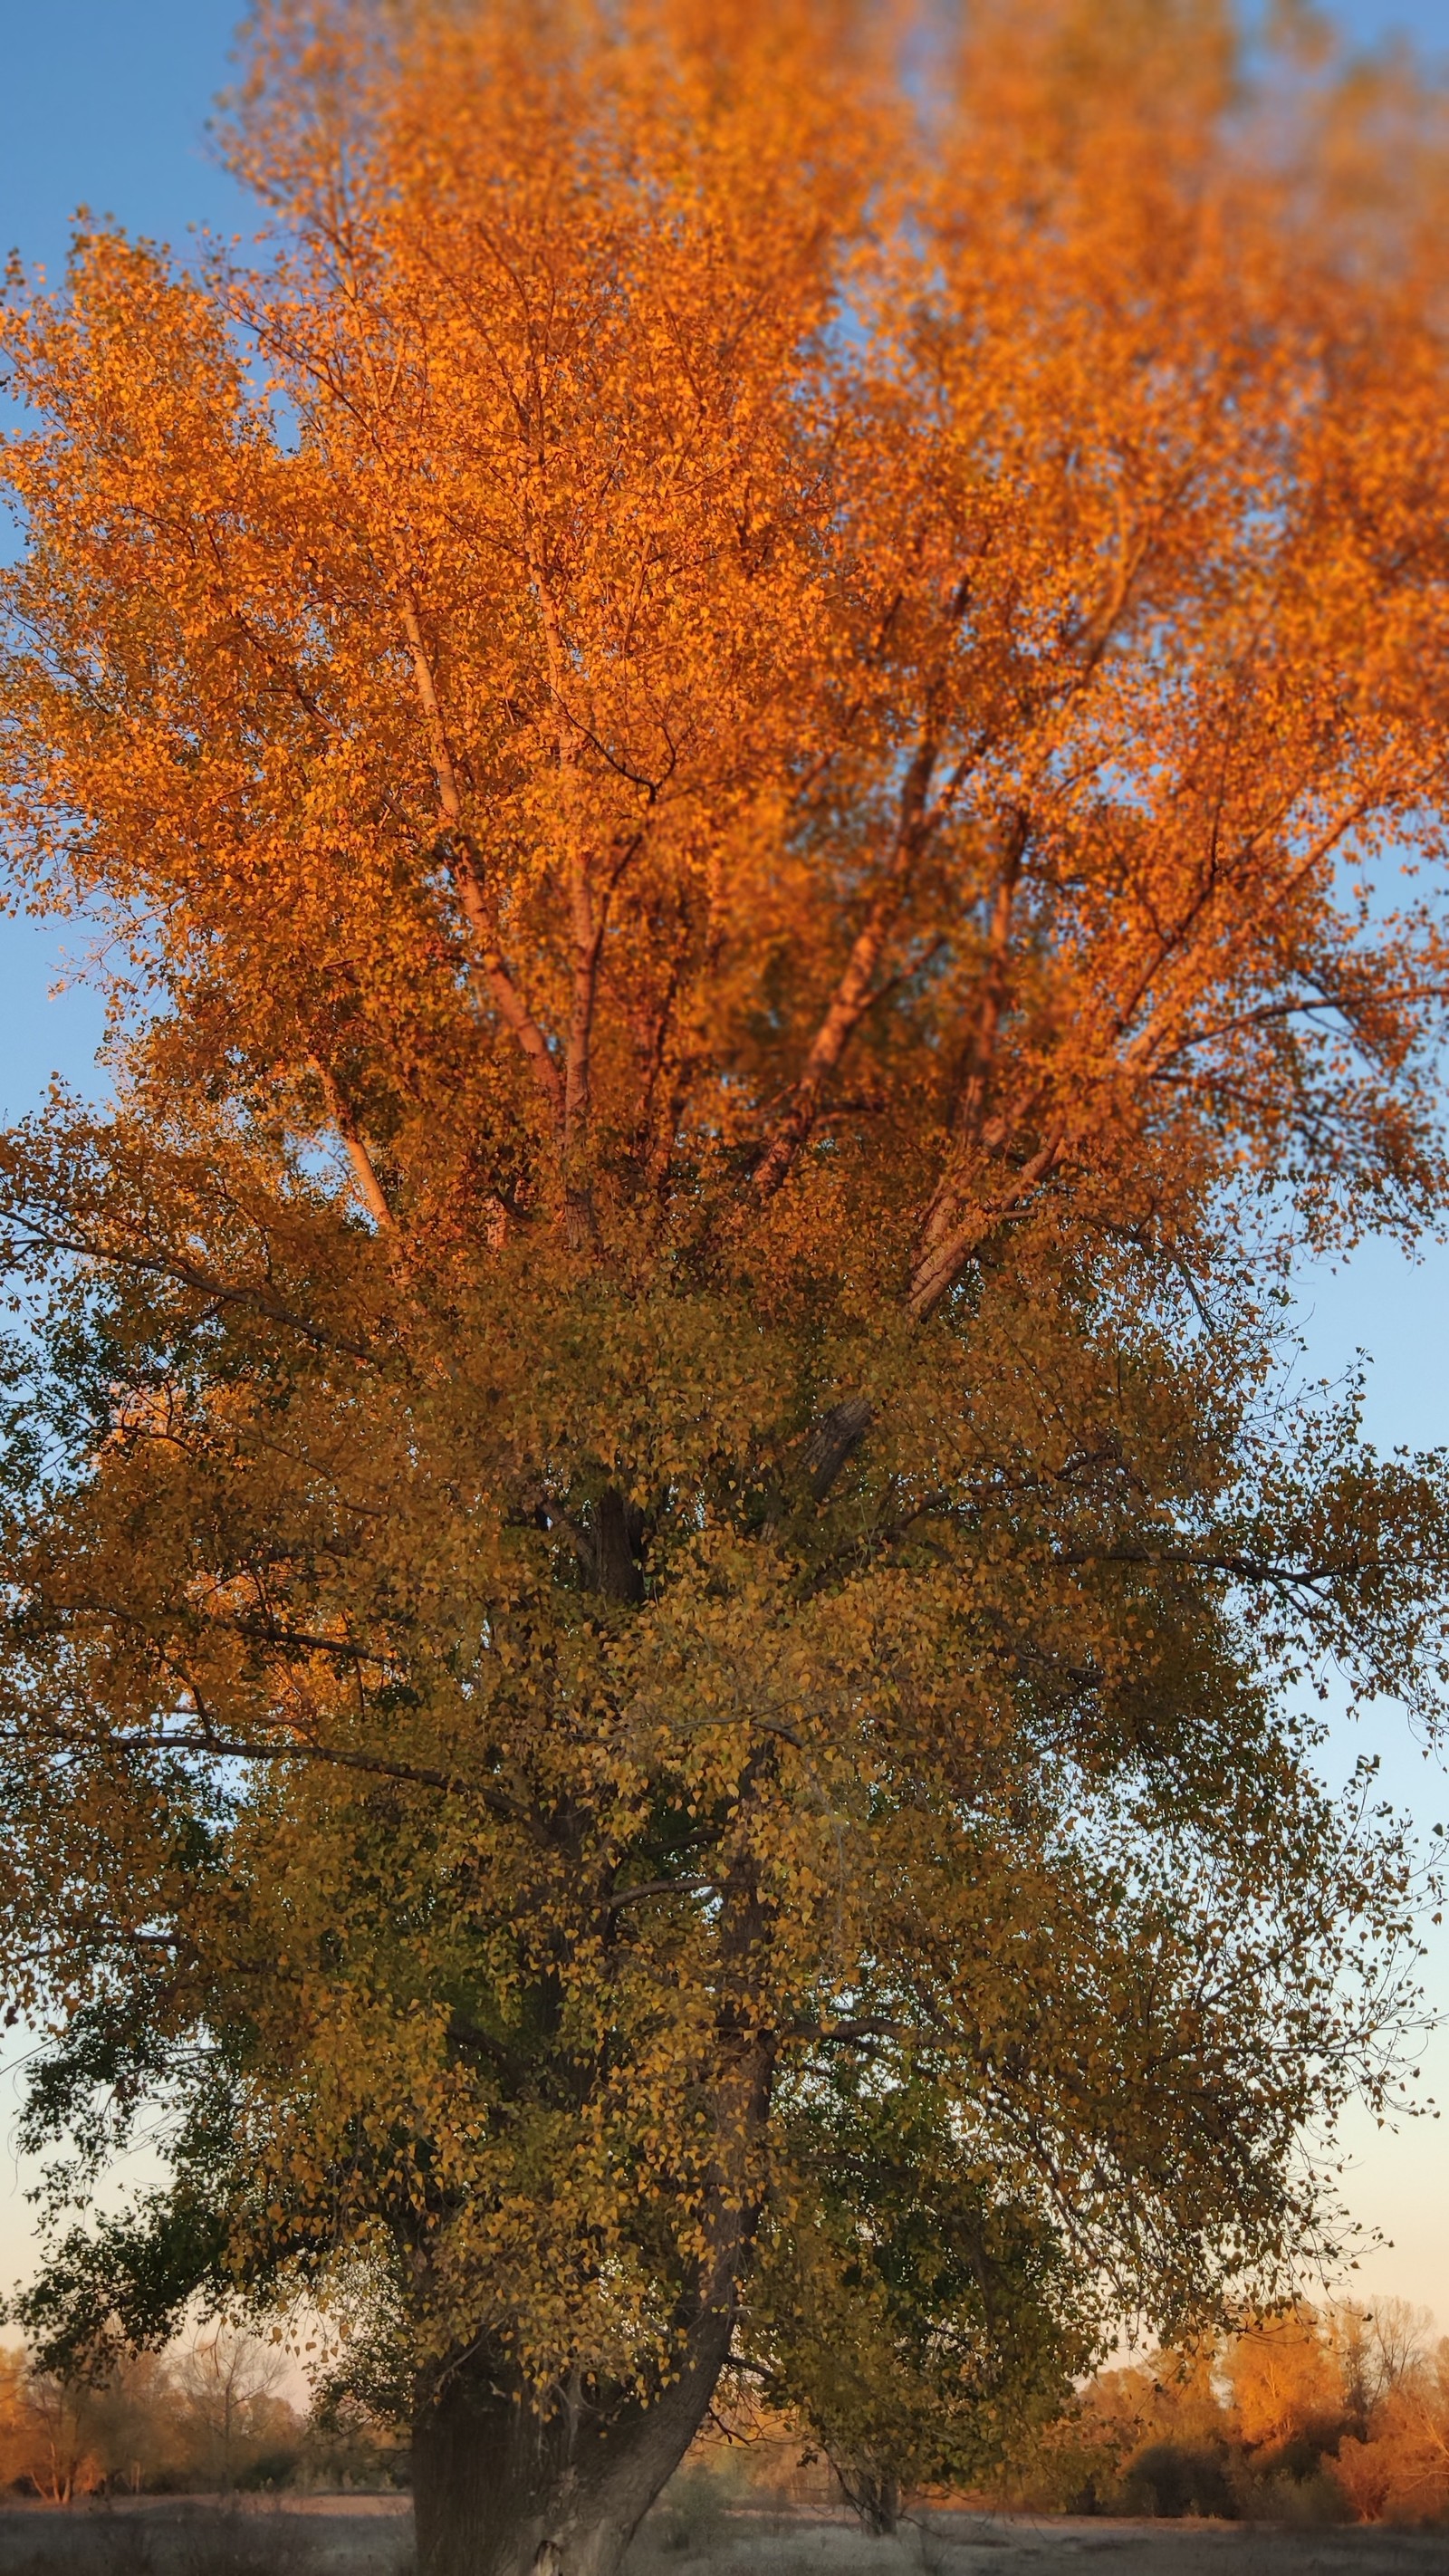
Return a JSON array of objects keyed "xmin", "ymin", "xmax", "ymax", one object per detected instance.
[
  {"xmin": 1, "ymin": 1217, "xmax": 376, "ymax": 1365},
  {"xmin": 752, "ymin": 732, "xmax": 938, "ymax": 1200}
]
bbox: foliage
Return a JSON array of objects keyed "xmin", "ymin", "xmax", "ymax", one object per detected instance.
[
  {"xmin": 0, "ymin": 2, "xmax": 1448, "ymax": 2569},
  {"xmin": 1005, "ymin": 2300, "xmax": 1449, "ymax": 2525},
  {"xmin": 1226, "ymin": 2302, "xmax": 1347, "ymax": 2456},
  {"xmin": 747, "ymin": 2063, "xmax": 1093, "ymax": 2512}
]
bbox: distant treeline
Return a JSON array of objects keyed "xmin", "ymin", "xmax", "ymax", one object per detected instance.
[
  {"xmin": 0, "ymin": 2326, "xmax": 400, "ymax": 2502},
  {"xmin": 993, "ymin": 2300, "xmax": 1449, "ymax": 2526},
  {"xmin": 5, "ymin": 2300, "xmax": 1445, "ymax": 2527},
  {"xmin": 669, "ymin": 2299, "xmax": 1449, "ymax": 2534}
]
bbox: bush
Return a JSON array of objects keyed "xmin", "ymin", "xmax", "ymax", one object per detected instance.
[
  {"xmin": 1234, "ymin": 2465, "xmax": 1348, "ymax": 2528},
  {"xmin": 1121, "ymin": 2442, "xmax": 1236, "ymax": 2520},
  {"xmin": 641, "ymin": 2463, "xmax": 738, "ymax": 2557}
]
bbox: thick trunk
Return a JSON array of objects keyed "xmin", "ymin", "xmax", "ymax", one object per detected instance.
[{"xmin": 412, "ymin": 2301, "xmax": 735, "ymax": 2576}]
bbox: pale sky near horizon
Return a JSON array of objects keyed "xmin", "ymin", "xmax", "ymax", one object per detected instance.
[{"xmin": 0, "ymin": 0, "xmax": 1446, "ymax": 2340}]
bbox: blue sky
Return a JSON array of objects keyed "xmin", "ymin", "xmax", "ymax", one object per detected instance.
[{"xmin": 0, "ymin": 0, "xmax": 1446, "ymax": 2322}]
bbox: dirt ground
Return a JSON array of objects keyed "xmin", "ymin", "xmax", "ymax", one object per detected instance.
[{"xmin": 0, "ymin": 2498, "xmax": 1444, "ymax": 2576}]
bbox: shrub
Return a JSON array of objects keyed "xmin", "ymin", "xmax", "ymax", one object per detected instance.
[{"xmin": 1121, "ymin": 2442, "xmax": 1236, "ymax": 2520}]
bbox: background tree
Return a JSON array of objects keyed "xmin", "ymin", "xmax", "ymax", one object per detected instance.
[
  {"xmin": 1225, "ymin": 2303, "xmax": 1347, "ymax": 2463},
  {"xmin": 1334, "ymin": 2327, "xmax": 1449, "ymax": 2524},
  {"xmin": 1001, "ymin": 2301, "xmax": 1449, "ymax": 2525},
  {"xmin": 1329, "ymin": 2297, "xmax": 1436, "ymax": 2432},
  {"xmin": 2, "ymin": 5, "xmax": 1449, "ymax": 2575},
  {"xmin": 7, "ymin": 2362, "xmax": 104, "ymax": 2505},
  {"xmin": 0, "ymin": 2336, "xmax": 305, "ymax": 2497},
  {"xmin": 171, "ymin": 2321, "xmax": 299, "ymax": 2494}
]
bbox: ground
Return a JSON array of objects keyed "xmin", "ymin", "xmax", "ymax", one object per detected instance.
[{"xmin": 0, "ymin": 2500, "xmax": 1444, "ymax": 2576}]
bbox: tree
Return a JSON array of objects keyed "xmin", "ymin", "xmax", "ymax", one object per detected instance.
[
  {"xmin": 171, "ymin": 2320, "xmax": 300, "ymax": 2492},
  {"xmin": 11, "ymin": 2363, "xmax": 104, "ymax": 2504},
  {"xmin": 1225, "ymin": 2303, "xmax": 1346, "ymax": 2461},
  {"xmin": 1005, "ymin": 2302, "xmax": 1449, "ymax": 2523},
  {"xmin": 748, "ymin": 2065, "xmax": 1094, "ymax": 2531},
  {"xmin": 0, "ymin": 2337, "xmax": 299, "ymax": 2498},
  {"xmin": 1335, "ymin": 2329, "xmax": 1449, "ymax": 2523},
  {"xmin": 1, "ymin": 5, "xmax": 1449, "ymax": 2573},
  {"xmin": 1063, "ymin": 2341, "xmax": 1233, "ymax": 2521},
  {"xmin": 1329, "ymin": 2297, "xmax": 1435, "ymax": 2432}
]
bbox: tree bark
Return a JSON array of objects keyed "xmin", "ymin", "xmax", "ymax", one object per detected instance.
[
  {"xmin": 589, "ymin": 1485, "xmax": 645, "ymax": 1603},
  {"xmin": 411, "ymin": 2293, "xmax": 737, "ymax": 2576},
  {"xmin": 833, "ymin": 2463, "xmax": 900, "ymax": 2536}
]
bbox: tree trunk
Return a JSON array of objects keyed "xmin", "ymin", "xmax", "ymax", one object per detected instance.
[
  {"xmin": 411, "ymin": 1664, "xmax": 772, "ymax": 2576},
  {"xmin": 412, "ymin": 2300, "xmax": 735, "ymax": 2576},
  {"xmin": 831, "ymin": 2456, "xmax": 900, "ymax": 2536}
]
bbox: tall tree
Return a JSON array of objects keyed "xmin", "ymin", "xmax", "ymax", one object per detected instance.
[{"xmin": 2, "ymin": 6, "xmax": 1449, "ymax": 2573}]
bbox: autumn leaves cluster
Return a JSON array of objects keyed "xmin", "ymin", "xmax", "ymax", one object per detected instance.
[{"xmin": 3, "ymin": 0, "xmax": 1448, "ymax": 1294}]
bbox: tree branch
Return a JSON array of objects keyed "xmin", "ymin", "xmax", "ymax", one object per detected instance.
[
  {"xmin": 907, "ymin": 1129, "xmax": 1065, "ymax": 1322},
  {"xmin": 308, "ymin": 1057, "xmax": 397, "ymax": 1235},
  {"xmin": 752, "ymin": 732, "xmax": 938, "ymax": 1200},
  {"xmin": 391, "ymin": 547, "xmax": 564, "ymax": 1126},
  {"xmin": 101, "ymin": 1726, "xmax": 540, "ymax": 1825},
  {"xmin": 0, "ymin": 1219, "xmax": 375, "ymax": 1364},
  {"xmin": 801, "ymin": 1396, "xmax": 876, "ymax": 1501}
]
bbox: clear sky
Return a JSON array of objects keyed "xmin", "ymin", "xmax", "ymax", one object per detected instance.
[{"xmin": 0, "ymin": 0, "xmax": 1446, "ymax": 2329}]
